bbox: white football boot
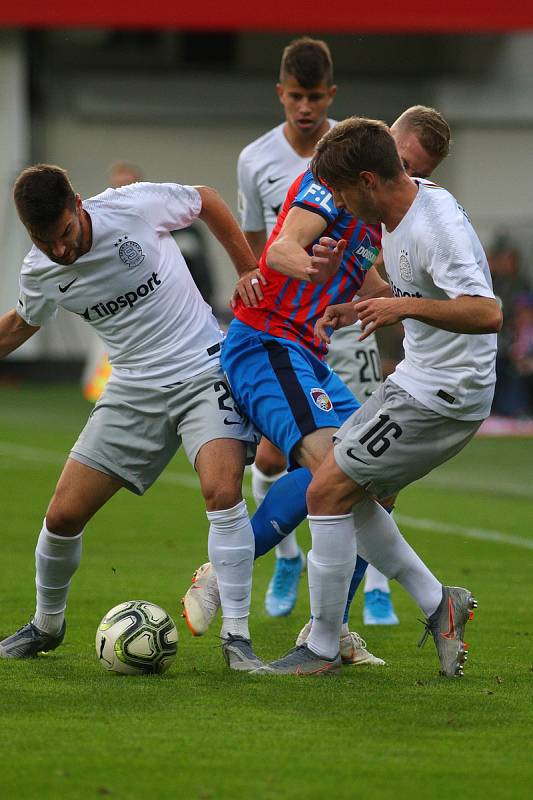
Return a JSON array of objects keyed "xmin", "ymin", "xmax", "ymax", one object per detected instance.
[
  {"xmin": 296, "ymin": 620, "xmax": 385, "ymax": 666},
  {"xmin": 181, "ymin": 562, "xmax": 220, "ymax": 636}
]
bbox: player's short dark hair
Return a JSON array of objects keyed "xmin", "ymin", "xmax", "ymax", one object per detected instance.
[
  {"xmin": 312, "ymin": 117, "xmax": 403, "ymax": 187},
  {"xmin": 280, "ymin": 37, "xmax": 334, "ymax": 88},
  {"xmin": 395, "ymin": 105, "xmax": 451, "ymax": 161},
  {"xmin": 13, "ymin": 164, "xmax": 77, "ymax": 231}
]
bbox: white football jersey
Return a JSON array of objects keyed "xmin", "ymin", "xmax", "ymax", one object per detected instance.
[
  {"xmin": 383, "ymin": 179, "xmax": 497, "ymax": 420},
  {"xmin": 237, "ymin": 121, "xmax": 336, "ymax": 236},
  {"xmin": 17, "ymin": 183, "xmax": 224, "ymax": 386}
]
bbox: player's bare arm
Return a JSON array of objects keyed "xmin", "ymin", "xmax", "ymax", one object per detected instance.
[
  {"xmin": 244, "ymin": 229, "xmax": 268, "ymax": 262},
  {"xmin": 0, "ymin": 309, "xmax": 39, "ymax": 358},
  {"xmin": 230, "ymin": 229, "xmax": 268, "ymax": 309},
  {"xmin": 355, "ymin": 294, "xmax": 503, "ymax": 341},
  {"xmin": 195, "ymin": 186, "xmax": 265, "ymax": 307},
  {"xmin": 266, "ymin": 207, "xmax": 334, "ymax": 283},
  {"xmin": 356, "ymin": 264, "xmax": 391, "ymax": 299}
]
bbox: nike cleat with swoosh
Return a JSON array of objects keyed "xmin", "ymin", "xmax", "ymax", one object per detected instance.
[
  {"xmin": 252, "ymin": 644, "xmax": 341, "ymax": 676},
  {"xmin": 418, "ymin": 586, "xmax": 477, "ymax": 678}
]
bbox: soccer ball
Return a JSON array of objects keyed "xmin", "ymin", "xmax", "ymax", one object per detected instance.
[{"xmin": 96, "ymin": 600, "xmax": 178, "ymax": 675}]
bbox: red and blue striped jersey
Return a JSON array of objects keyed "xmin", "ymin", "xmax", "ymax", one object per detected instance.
[{"xmin": 234, "ymin": 169, "xmax": 381, "ymax": 358}]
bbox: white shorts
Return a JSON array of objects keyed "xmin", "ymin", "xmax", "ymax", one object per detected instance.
[
  {"xmin": 70, "ymin": 365, "xmax": 259, "ymax": 495},
  {"xmin": 326, "ymin": 323, "xmax": 382, "ymax": 403},
  {"xmin": 334, "ymin": 379, "xmax": 482, "ymax": 500}
]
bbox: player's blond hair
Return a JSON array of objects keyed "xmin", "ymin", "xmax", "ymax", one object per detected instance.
[{"xmin": 394, "ymin": 105, "xmax": 451, "ymax": 161}]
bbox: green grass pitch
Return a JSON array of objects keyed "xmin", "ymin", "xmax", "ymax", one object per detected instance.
[{"xmin": 0, "ymin": 383, "xmax": 531, "ymax": 799}]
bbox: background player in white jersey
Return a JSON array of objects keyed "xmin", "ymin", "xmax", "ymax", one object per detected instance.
[
  {"xmin": 0, "ymin": 165, "xmax": 263, "ymax": 672},
  {"xmin": 256, "ymin": 118, "xmax": 502, "ymax": 677}
]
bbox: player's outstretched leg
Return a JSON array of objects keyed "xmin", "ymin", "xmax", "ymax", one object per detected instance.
[
  {"xmin": 353, "ymin": 498, "xmax": 476, "ymax": 677},
  {"xmin": 363, "ymin": 565, "xmax": 400, "ymax": 626},
  {"xmin": 0, "ymin": 522, "xmax": 80, "ymax": 659},
  {"xmin": 251, "ymin": 453, "xmax": 305, "ymax": 618},
  {"xmin": 1, "ymin": 460, "xmax": 121, "ymax": 660}
]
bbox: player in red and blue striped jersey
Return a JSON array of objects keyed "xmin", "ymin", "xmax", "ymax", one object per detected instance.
[
  {"xmin": 214, "ymin": 168, "xmax": 388, "ymax": 665},
  {"xmin": 234, "ymin": 169, "xmax": 381, "ymax": 362}
]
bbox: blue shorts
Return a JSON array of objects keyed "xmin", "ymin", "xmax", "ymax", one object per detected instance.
[{"xmin": 221, "ymin": 320, "xmax": 360, "ymax": 467}]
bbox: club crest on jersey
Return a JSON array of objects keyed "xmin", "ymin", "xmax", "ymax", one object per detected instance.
[
  {"xmin": 114, "ymin": 235, "xmax": 145, "ymax": 268},
  {"xmin": 399, "ymin": 249, "xmax": 413, "ymax": 282},
  {"xmin": 310, "ymin": 387, "xmax": 333, "ymax": 412}
]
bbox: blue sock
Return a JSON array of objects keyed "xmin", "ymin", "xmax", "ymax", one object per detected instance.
[
  {"xmin": 343, "ymin": 557, "xmax": 368, "ymax": 623},
  {"xmin": 251, "ymin": 468, "xmax": 311, "ymax": 558},
  {"xmin": 251, "ymin": 470, "xmax": 389, "ymax": 626}
]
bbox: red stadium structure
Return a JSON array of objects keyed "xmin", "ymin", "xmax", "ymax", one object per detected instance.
[{"xmin": 1, "ymin": 2, "xmax": 533, "ymax": 33}]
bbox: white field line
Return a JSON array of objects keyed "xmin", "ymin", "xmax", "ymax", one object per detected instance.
[
  {"xmin": 1, "ymin": 440, "xmax": 532, "ymax": 551},
  {"xmin": 417, "ymin": 472, "xmax": 533, "ymax": 501},
  {"xmin": 394, "ymin": 513, "xmax": 533, "ymax": 551}
]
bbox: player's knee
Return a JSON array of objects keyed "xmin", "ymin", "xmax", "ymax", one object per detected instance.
[
  {"xmin": 305, "ymin": 477, "xmax": 331, "ymax": 515},
  {"xmin": 45, "ymin": 509, "xmax": 85, "ymax": 536},
  {"xmin": 46, "ymin": 498, "xmax": 86, "ymax": 536},
  {"xmin": 255, "ymin": 442, "xmax": 286, "ymax": 476},
  {"xmin": 202, "ymin": 481, "xmax": 243, "ymax": 513}
]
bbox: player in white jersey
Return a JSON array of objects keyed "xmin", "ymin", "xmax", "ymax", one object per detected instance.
[
  {"xmin": 0, "ymin": 164, "xmax": 263, "ymax": 671},
  {"xmin": 255, "ymin": 117, "xmax": 502, "ymax": 677}
]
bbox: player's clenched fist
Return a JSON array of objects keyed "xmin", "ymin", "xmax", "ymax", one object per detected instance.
[{"xmin": 310, "ymin": 236, "xmax": 347, "ymax": 281}]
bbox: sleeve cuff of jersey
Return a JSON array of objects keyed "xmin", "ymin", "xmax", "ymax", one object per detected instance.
[
  {"xmin": 189, "ymin": 186, "xmax": 203, "ymax": 218},
  {"xmin": 16, "ymin": 309, "xmax": 39, "ymax": 327},
  {"xmin": 446, "ymin": 284, "xmax": 496, "ymax": 300},
  {"xmin": 291, "ymin": 201, "xmax": 332, "ymax": 225}
]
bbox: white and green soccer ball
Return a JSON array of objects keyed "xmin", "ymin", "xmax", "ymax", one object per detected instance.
[{"xmin": 96, "ymin": 600, "xmax": 178, "ymax": 675}]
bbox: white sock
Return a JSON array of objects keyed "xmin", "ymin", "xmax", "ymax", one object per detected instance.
[
  {"xmin": 365, "ymin": 510, "xmax": 395, "ymax": 593},
  {"xmin": 33, "ymin": 521, "xmax": 83, "ymax": 634},
  {"xmin": 275, "ymin": 532, "xmax": 300, "ymax": 560},
  {"xmin": 353, "ymin": 499, "xmax": 442, "ymax": 617},
  {"xmin": 251, "ymin": 463, "xmax": 299, "ymax": 559},
  {"xmin": 364, "ymin": 564, "xmax": 391, "ymax": 594},
  {"xmin": 207, "ymin": 500, "xmax": 254, "ymax": 640},
  {"xmin": 306, "ymin": 514, "xmax": 356, "ymax": 660}
]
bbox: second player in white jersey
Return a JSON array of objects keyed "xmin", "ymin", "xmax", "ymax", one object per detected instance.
[{"xmin": 383, "ymin": 179, "xmax": 497, "ymax": 419}]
